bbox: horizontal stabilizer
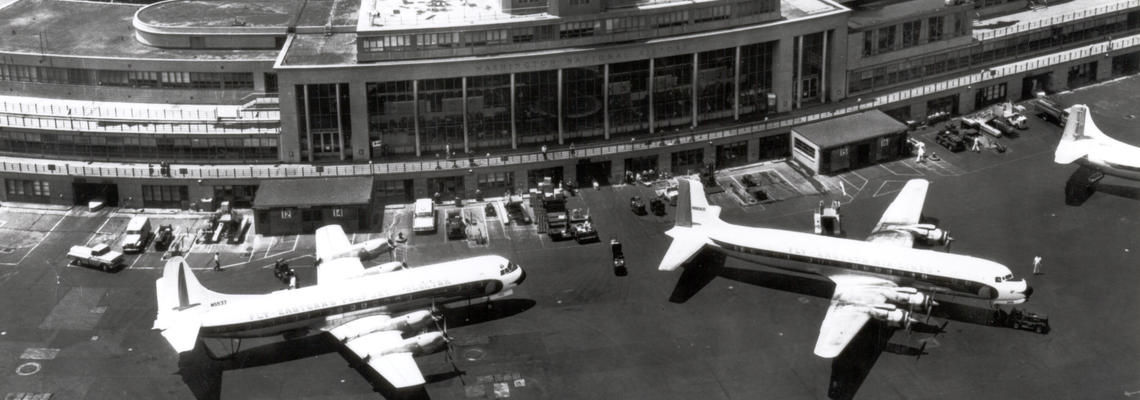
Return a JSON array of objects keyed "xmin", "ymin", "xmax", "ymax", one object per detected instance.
[
  {"xmin": 159, "ymin": 319, "xmax": 201, "ymax": 353},
  {"xmin": 658, "ymin": 228, "xmax": 708, "ymax": 271}
]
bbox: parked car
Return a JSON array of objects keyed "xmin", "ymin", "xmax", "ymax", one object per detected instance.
[
  {"xmin": 153, "ymin": 224, "xmax": 174, "ymax": 251},
  {"xmin": 121, "ymin": 216, "xmax": 152, "ymax": 254},
  {"xmin": 68, "ymin": 243, "xmax": 124, "ymax": 271}
]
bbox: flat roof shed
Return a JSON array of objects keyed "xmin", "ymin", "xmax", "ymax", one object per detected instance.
[
  {"xmin": 253, "ymin": 177, "xmax": 374, "ymax": 234},
  {"xmin": 253, "ymin": 177, "xmax": 372, "ymax": 209},
  {"xmin": 791, "ymin": 109, "xmax": 908, "ymax": 175}
]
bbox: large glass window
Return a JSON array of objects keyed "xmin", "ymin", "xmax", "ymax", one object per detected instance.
[
  {"xmin": 697, "ymin": 48, "xmax": 736, "ymax": 124},
  {"xmin": 515, "ymin": 70, "xmax": 558, "ymax": 145},
  {"xmin": 653, "ymin": 54, "xmax": 693, "ymax": 131},
  {"xmin": 670, "ymin": 148, "xmax": 704, "ymax": 175},
  {"xmin": 366, "ymin": 81, "xmax": 416, "ymax": 156},
  {"xmin": 418, "ymin": 78, "xmax": 464, "ymax": 154},
  {"xmin": 563, "ymin": 66, "xmax": 604, "ymax": 141},
  {"xmin": 302, "ymin": 83, "xmax": 350, "ymax": 159},
  {"xmin": 141, "ymin": 185, "xmax": 189, "ymax": 208},
  {"xmin": 607, "ymin": 60, "xmax": 650, "ymax": 137},
  {"xmin": 467, "ymin": 74, "xmax": 513, "ymax": 151},
  {"xmin": 739, "ymin": 41, "xmax": 776, "ymax": 121}
]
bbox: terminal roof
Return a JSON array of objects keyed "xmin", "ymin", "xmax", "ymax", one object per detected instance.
[
  {"xmin": 793, "ymin": 109, "xmax": 906, "ymax": 149},
  {"xmin": 253, "ymin": 177, "xmax": 373, "ymax": 208},
  {"xmin": 0, "ymin": 0, "xmax": 278, "ymax": 60}
]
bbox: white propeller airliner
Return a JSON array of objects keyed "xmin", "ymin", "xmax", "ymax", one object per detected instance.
[
  {"xmin": 1054, "ymin": 103, "xmax": 1140, "ymax": 182},
  {"xmin": 153, "ymin": 225, "xmax": 526, "ymax": 388},
  {"xmin": 658, "ymin": 178, "xmax": 1032, "ymax": 358}
]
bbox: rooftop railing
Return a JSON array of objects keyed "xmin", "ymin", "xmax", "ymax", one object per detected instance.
[
  {"xmin": 974, "ymin": 0, "xmax": 1139, "ymax": 41},
  {"xmin": 0, "ymin": 33, "xmax": 1136, "ymax": 180}
]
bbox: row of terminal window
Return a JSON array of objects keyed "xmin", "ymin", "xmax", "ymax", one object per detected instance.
[{"xmin": 361, "ymin": 4, "xmax": 749, "ymax": 52}]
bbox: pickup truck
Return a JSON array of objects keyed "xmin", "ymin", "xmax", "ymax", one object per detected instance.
[
  {"xmin": 68, "ymin": 243, "xmax": 124, "ymax": 271},
  {"xmin": 568, "ymin": 208, "xmax": 598, "ymax": 243}
]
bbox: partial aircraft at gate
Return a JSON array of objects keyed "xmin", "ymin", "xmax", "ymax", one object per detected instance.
[
  {"xmin": 1054, "ymin": 103, "xmax": 1140, "ymax": 182},
  {"xmin": 659, "ymin": 178, "xmax": 1032, "ymax": 358},
  {"xmin": 154, "ymin": 225, "xmax": 526, "ymax": 388}
]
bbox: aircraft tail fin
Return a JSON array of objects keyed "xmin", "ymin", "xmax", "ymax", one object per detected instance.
[
  {"xmin": 1055, "ymin": 104, "xmax": 1098, "ymax": 164},
  {"xmin": 153, "ymin": 257, "xmax": 218, "ymax": 353},
  {"xmin": 659, "ymin": 179, "xmax": 718, "ymax": 271}
]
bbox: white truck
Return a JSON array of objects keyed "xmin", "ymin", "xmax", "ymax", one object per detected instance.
[
  {"xmin": 412, "ymin": 198, "xmax": 437, "ymax": 233},
  {"xmin": 68, "ymin": 243, "xmax": 124, "ymax": 271}
]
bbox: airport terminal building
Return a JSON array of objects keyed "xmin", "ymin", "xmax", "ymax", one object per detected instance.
[{"xmin": 0, "ymin": 0, "xmax": 1138, "ymax": 213}]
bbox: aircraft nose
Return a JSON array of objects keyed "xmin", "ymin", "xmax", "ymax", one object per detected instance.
[
  {"xmin": 515, "ymin": 268, "xmax": 526, "ymax": 286},
  {"xmin": 1024, "ymin": 285, "xmax": 1033, "ymax": 299}
]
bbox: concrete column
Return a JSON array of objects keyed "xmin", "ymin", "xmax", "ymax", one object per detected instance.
[
  {"xmin": 349, "ymin": 82, "xmax": 370, "ymax": 161},
  {"xmin": 821, "ymin": 31, "xmax": 828, "ymax": 103},
  {"xmin": 510, "ymin": 73, "xmax": 517, "ymax": 150},
  {"xmin": 773, "ymin": 38, "xmax": 796, "ymax": 114},
  {"xmin": 557, "ymin": 69, "xmax": 564, "ymax": 145},
  {"xmin": 691, "ymin": 52, "xmax": 699, "ymax": 129},
  {"xmin": 462, "ymin": 76, "xmax": 469, "ymax": 154},
  {"xmin": 648, "ymin": 58, "xmax": 655, "ymax": 134},
  {"xmin": 734, "ymin": 46, "xmax": 741, "ymax": 121},
  {"xmin": 335, "ymin": 83, "xmax": 345, "ymax": 161},
  {"xmin": 746, "ymin": 137, "xmax": 759, "ymax": 163},
  {"xmin": 796, "ymin": 35, "xmax": 804, "ymax": 110},
  {"xmin": 1095, "ymin": 59, "xmax": 1112, "ymax": 82},
  {"xmin": 603, "ymin": 63, "xmax": 610, "ymax": 140},
  {"xmin": 413, "ymin": 80, "xmax": 421, "ymax": 157},
  {"xmin": 303, "ymin": 84, "xmax": 313, "ymax": 162},
  {"xmin": 277, "ymin": 83, "xmax": 301, "ymax": 162}
]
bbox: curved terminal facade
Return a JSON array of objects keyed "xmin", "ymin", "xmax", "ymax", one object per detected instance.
[{"xmin": 0, "ymin": 0, "xmax": 1139, "ymax": 210}]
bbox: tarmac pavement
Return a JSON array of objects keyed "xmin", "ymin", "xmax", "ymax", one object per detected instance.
[{"xmin": 2, "ymin": 79, "xmax": 1140, "ymax": 399}]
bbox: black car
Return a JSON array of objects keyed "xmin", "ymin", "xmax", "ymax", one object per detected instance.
[
  {"xmin": 994, "ymin": 308, "xmax": 1050, "ymax": 334},
  {"xmin": 153, "ymin": 224, "xmax": 174, "ymax": 251},
  {"xmin": 630, "ymin": 196, "xmax": 646, "ymax": 215}
]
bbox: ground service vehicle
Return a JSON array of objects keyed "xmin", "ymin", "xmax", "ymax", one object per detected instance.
[
  {"xmin": 412, "ymin": 198, "xmax": 437, "ymax": 233},
  {"xmin": 569, "ymin": 208, "xmax": 598, "ymax": 243},
  {"xmin": 446, "ymin": 210, "xmax": 466, "ymax": 240},
  {"xmin": 122, "ymin": 216, "xmax": 152, "ymax": 253},
  {"xmin": 1033, "ymin": 98, "xmax": 1068, "ymax": 125},
  {"xmin": 153, "ymin": 224, "xmax": 174, "ymax": 251},
  {"xmin": 630, "ymin": 196, "xmax": 646, "ymax": 215},
  {"xmin": 68, "ymin": 243, "xmax": 125, "ymax": 271},
  {"xmin": 995, "ymin": 308, "xmax": 1050, "ymax": 334}
]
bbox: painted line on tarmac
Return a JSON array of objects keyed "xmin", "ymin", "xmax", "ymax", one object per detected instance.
[
  {"xmin": 0, "ymin": 209, "xmax": 72, "ymax": 267},
  {"xmin": 263, "ymin": 236, "xmax": 277, "ymax": 259}
]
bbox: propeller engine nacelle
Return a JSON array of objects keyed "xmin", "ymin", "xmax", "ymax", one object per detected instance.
[
  {"xmin": 361, "ymin": 261, "xmax": 406, "ymax": 276},
  {"xmin": 349, "ymin": 238, "xmax": 396, "ymax": 262},
  {"xmin": 369, "ymin": 332, "xmax": 449, "ymax": 360},
  {"xmin": 912, "ymin": 224, "xmax": 952, "ymax": 246},
  {"xmin": 870, "ymin": 304, "xmax": 918, "ymax": 329},
  {"xmin": 883, "ymin": 287, "xmax": 937, "ymax": 312},
  {"xmin": 336, "ymin": 311, "xmax": 435, "ymax": 343}
]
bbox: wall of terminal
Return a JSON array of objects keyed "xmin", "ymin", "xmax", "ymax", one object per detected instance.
[
  {"xmin": 356, "ymin": 0, "xmax": 783, "ymax": 61},
  {"xmin": 280, "ymin": 17, "xmax": 849, "ymax": 163},
  {"xmin": 846, "ymin": 5, "xmax": 975, "ymax": 71},
  {"xmin": 848, "ymin": 8, "xmax": 1140, "ymax": 95},
  {"xmin": 0, "ymin": 52, "xmax": 274, "ymax": 105},
  {"xmin": 0, "ymin": 130, "xmax": 279, "ymax": 164}
]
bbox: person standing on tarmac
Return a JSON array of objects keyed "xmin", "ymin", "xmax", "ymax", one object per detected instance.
[{"xmin": 212, "ymin": 252, "xmax": 222, "ymax": 271}]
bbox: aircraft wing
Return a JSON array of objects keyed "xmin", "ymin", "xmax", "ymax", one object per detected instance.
[
  {"xmin": 315, "ymin": 225, "xmax": 365, "ymax": 284},
  {"xmin": 865, "ymin": 179, "xmax": 929, "ymax": 248},
  {"xmin": 315, "ymin": 225, "xmax": 353, "ymax": 262},
  {"xmin": 318, "ymin": 257, "xmax": 366, "ymax": 284},
  {"xmin": 336, "ymin": 329, "xmax": 426, "ymax": 388},
  {"xmin": 814, "ymin": 275, "xmax": 895, "ymax": 358}
]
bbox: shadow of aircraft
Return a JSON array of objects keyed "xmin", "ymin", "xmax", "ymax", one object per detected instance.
[
  {"xmin": 668, "ymin": 251, "xmax": 725, "ymax": 303},
  {"xmin": 828, "ymin": 322, "xmax": 895, "ymax": 400},
  {"xmin": 174, "ymin": 298, "xmax": 535, "ymax": 400}
]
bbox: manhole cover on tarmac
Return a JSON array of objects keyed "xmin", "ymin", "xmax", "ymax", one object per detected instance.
[{"xmin": 463, "ymin": 348, "xmax": 485, "ymax": 361}]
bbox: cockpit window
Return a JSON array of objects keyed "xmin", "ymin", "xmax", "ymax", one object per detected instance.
[
  {"xmin": 995, "ymin": 277, "xmax": 1001, "ymax": 283},
  {"xmin": 499, "ymin": 262, "xmax": 519, "ymax": 275},
  {"xmin": 1003, "ymin": 274, "xmax": 1013, "ymax": 281}
]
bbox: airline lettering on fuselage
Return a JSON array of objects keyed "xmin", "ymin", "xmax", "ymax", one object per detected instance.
[{"xmin": 693, "ymin": 207, "xmax": 706, "ymax": 211}]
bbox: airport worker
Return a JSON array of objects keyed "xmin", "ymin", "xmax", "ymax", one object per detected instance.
[
  {"xmin": 213, "ymin": 252, "xmax": 222, "ymax": 271},
  {"xmin": 1033, "ymin": 256, "xmax": 1043, "ymax": 275},
  {"xmin": 971, "ymin": 135, "xmax": 982, "ymax": 152},
  {"xmin": 915, "ymin": 142, "xmax": 926, "ymax": 163}
]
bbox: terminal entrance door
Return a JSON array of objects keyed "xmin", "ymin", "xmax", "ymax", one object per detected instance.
[
  {"xmin": 72, "ymin": 182, "xmax": 119, "ymax": 207},
  {"xmin": 576, "ymin": 159, "xmax": 612, "ymax": 187},
  {"xmin": 1022, "ymin": 72, "xmax": 1052, "ymax": 99}
]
